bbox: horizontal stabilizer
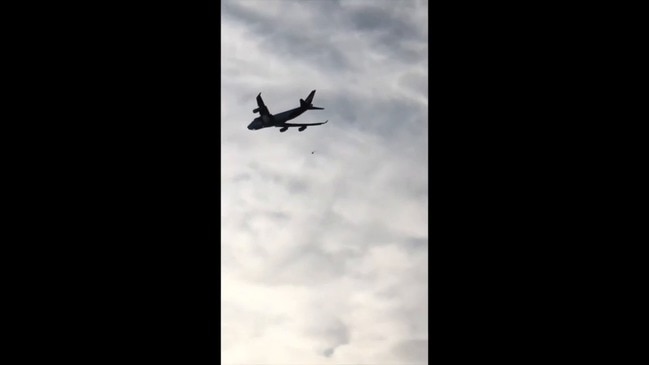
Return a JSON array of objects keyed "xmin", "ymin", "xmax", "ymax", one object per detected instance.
[{"xmin": 309, "ymin": 106, "xmax": 324, "ymax": 110}]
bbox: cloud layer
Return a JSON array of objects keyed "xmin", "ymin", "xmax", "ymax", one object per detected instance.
[{"xmin": 222, "ymin": 1, "xmax": 428, "ymax": 363}]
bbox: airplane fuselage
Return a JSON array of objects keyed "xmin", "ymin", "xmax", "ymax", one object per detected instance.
[{"xmin": 247, "ymin": 107, "xmax": 306, "ymax": 130}]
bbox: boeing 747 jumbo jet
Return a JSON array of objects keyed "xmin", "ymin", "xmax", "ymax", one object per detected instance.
[{"xmin": 247, "ymin": 90, "xmax": 328, "ymax": 132}]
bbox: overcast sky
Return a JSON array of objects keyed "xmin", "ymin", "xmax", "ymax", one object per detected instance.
[{"xmin": 221, "ymin": 0, "xmax": 428, "ymax": 363}]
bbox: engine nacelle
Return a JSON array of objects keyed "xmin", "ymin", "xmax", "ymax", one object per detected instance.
[
  {"xmin": 298, "ymin": 126, "xmax": 307, "ymax": 132},
  {"xmin": 279, "ymin": 127, "xmax": 288, "ymax": 132},
  {"xmin": 253, "ymin": 108, "xmax": 260, "ymax": 113}
]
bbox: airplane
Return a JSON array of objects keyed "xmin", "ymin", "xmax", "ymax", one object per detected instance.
[{"xmin": 247, "ymin": 90, "xmax": 328, "ymax": 132}]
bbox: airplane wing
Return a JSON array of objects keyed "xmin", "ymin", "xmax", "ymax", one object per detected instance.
[
  {"xmin": 253, "ymin": 93, "xmax": 271, "ymax": 116},
  {"xmin": 283, "ymin": 120, "xmax": 328, "ymax": 127}
]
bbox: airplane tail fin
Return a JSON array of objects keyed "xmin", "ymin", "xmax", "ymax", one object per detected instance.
[{"xmin": 299, "ymin": 90, "xmax": 324, "ymax": 110}]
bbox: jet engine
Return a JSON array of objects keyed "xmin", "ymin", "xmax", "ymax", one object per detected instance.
[
  {"xmin": 279, "ymin": 127, "xmax": 288, "ymax": 132},
  {"xmin": 298, "ymin": 126, "xmax": 307, "ymax": 132},
  {"xmin": 253, "ymin": 108, "xmax": 260, "ymax": 113}
]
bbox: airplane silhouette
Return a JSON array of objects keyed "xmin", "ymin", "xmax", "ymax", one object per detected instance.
[{"xmin": 247, "ymin": 90, "xmax": 328, "ymax": 132}]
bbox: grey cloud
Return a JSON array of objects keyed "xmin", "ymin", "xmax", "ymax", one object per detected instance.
[
  {"xmin": 222, "ymin": 1, "xmax": 352, "ymax": 71},
  {"xmin": 221, "ymin": 1, "xmax": 266, "ymax": 27},
  {"xmin": 391, "ymin": 339, "xmax": 429, "ymax": 363},
  {"xmin": 344, "ymin": 3, "xmax": 427, "ymax": 64},
  {"xmin": 309, "ymin": 318, "xmax": 350, "ymax": 357},
  {"xmin": 399, "ymin": 71, "xmax": 429, "ymax": 98},
  {"xmin": 242, "ymin": 163, "xmax": 312, "ymax": 194},
  {"xmin": 322, "ymin": 347, "xmax": 334, "ymax": 357},
  {"xmin": 348, "ymin": 4, "xmax": 421, "ymax": 39},
  {"xmin": 231, "ymin": 172, "xmax": 251, "ymax": 183},
  {"xmin": 222, "ymin": 0, "xmax": 426, "ymax": 74},
  {"xmin": 312, "ymin": 93, "xmax": 427, "ymax": 152},
  {"xmin": 261, "ymin": 210, "xmax": 290, "ymax": 222},
  {"xmin": 403, "ymin": 237, "xmax": 429, "ymax": 253}
]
